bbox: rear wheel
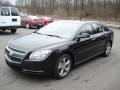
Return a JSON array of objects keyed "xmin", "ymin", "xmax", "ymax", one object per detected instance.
[
  {"xmin": 11, "ymin": 28, "xmax": 17, "ymax": 34},
  {"xmin": 26, "ymin": 23, "xmax": 30, "ymax": 29},
  {"xmin": 54, "ymin": 54, "xmax": 72, "ymax": 79},
  {"xmin": 103, "ymin": 41, "xmax": 112, "ymax": 57}
]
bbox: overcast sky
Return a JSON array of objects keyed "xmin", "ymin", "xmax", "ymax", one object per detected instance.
[
  {"xmin": 12, "ymin": 0, "xmax": 16, "ymax": 4},
  {"xmin": 11, "ymin": 0, "xmax": 16, "ymax": 5}
]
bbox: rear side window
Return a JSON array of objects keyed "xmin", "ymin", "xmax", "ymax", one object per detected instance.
[
  {"xmin": 1, "ymin": 8, "xmax": 10, "ymax": 16},
  {"xmin": 11, "ymin": 8, "xmax": 19, "ymax": 16},
  {"xmin": 80, "ymin": 24, "xmax": 93, "ymax": 35},
  {"xmin": 91, "ymin": 23, "xmax": 104, "ymax": 34},
  {"xmin": 103, "ymin": 26, "xmax": 109, "ymax": 32}
]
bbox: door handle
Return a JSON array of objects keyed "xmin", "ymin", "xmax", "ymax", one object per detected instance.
[
  {"xmin": 12, "ymin": 19, "xmax": 17, "ymax": 22},
  {"xmin": 105, "ymin": 35, "xmax": 108, "ymax": 37},
  {"xmin": 91, "ymin": 37, "xmax": 97, "ymax": 40}
]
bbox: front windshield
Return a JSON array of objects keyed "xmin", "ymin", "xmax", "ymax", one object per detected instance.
[{"xmin": 36, "ymin": 21, "xmax": 81, "ymax": 39}]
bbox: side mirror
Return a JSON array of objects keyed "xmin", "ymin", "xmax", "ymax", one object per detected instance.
[
  {"xmin": 77, "ymin": 33, "xmax": 90, "ymax": 42},
  {"xmin": 79, "ymin": 33, "xmax": 90, "ymax": 38}
]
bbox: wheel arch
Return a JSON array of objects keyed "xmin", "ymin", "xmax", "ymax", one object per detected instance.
[
  {"xmin": 109, "ymin": 40, "xmax": 113, "ymax": 46},
  {"xmin": 106, "ymin": 40, "xmax": 113, "ymax": 47},
  {"xmin": 61, "ymin": 51, "xmax": 75, "ymax": 66}
]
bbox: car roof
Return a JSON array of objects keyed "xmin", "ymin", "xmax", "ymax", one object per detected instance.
[{"xmin": 0, "ymin": 6, "xmax": 15, "ymax": 8}]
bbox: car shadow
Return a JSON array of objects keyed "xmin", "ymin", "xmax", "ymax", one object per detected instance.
[
  {"xmin": 8, "ymin": 55, "xmax": 104, "ymax": 82},
  {"xmin": 0, "ymin": 31, "xmax": 18, "ymax": 35}
]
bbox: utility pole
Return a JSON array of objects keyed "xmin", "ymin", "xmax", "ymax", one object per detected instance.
[{"xmin": 80, "ymin": 0, "xmax": 84, "ymax": 21}]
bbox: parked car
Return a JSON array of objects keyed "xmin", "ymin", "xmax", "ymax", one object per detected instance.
[
  {"xmin": 5, "ymin": 20, "xmax": 114, "ymax": 79},
  {"xmin": 0, "ymin": 6, "xmax": 21, "ymax": 33},
  {"xmin": 42, "ymin": 16, "xmax": 54, "ymax": 25},
  {"xmin": 21, "ymin": 15, "xmax": 44, "ymax": 29}
]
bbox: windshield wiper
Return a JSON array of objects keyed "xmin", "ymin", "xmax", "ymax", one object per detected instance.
[
  {"xmin": 46, "ymin": 34, "xmax": 62, "ymax": 38},
  {"xmin": 34, "ymin": 32, "xmax": 62, "ymax": 38}
]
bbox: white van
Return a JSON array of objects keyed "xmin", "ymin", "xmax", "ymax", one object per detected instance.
[{"xmin": 0, "ymin": 6, "xmax": 21, "ymax": 33}]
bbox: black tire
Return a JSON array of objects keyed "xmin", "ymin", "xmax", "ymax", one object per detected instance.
[
  {"xmin": 54, "ymin": 54, "xmax": 72, "ymax": 79},
  {"xmin": 11, "ymin": 28, "xmax": 17, "ymax": 34},
  {"xmin": 37, "ymin": 26, "xmax": 41, "ymax": 29},
  {"xmin": 2, "ymin": 29, "xmax": 6, "ymax": 31},
  {"xmin": 103, "ymin": 41, "xmax": 112, "ymax": 57}
]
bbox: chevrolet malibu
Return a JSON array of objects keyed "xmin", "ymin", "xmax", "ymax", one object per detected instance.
[{"xmin": 5, "ymin": 20, "xmax": 114, "ymax": 79}]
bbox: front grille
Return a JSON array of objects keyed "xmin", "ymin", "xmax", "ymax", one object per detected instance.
[
  {"xmin": 5, "ymin": 46, "xmax": 26, "ymax": 63},
  {"xmin": 7, "ymin": 54, "xmax": 22, "ymax": 62}
]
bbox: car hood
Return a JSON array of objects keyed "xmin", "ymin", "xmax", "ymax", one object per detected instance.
[{"xmin": 8, "ymin": 33, "xmax": 69, "ymax": 52}]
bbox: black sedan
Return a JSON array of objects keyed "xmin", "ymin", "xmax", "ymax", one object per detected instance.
[{"xmin": 5, "ymin": 20, "xmax": 114, "ymax": 79}]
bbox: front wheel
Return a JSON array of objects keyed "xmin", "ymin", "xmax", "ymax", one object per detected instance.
[
  {"xmin": 103, "ymin": 41, "xmax": 112, "ymax": 57},
  {"xmin": 11, "ymin": 28, "xmax": 17, "ymax": 34},
  {"xmin": 2, "ymin": 29, "xmax": 6, "ymax": 31},
  {"xmin": 54, "ymin": 54, "xmax": 72, "ymax": 79}
]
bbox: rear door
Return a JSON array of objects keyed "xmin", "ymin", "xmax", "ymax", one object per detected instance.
[
  {"xmin": 0, "ymin": 7, "xmax": 21, "ymax": 27},
  {"xmin": 0, "ymin": 7, "xmax": 11, "ymax": 27},
  {"xmin": 90, "ymin": 23, "xmax": 106, "ymax": 54}
]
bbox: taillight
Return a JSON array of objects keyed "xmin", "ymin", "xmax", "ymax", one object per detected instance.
[{"xmin": 31, "ymin": 19, "xmax": 36, "ymax": 23}]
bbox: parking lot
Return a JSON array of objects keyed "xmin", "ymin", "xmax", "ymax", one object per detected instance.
[{"xmin": 0, "ymin": 28, "xmax": 120, "ymax": 90}]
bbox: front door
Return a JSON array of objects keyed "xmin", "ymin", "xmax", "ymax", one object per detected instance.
[{"xmin": 72, "ymin": 24, "xmax": 97, "ymax": 63}]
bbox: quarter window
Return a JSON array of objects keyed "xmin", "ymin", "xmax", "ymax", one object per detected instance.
[{"xmin": 103, "ymin": 26, "xmax": 109, "ymax": 32}]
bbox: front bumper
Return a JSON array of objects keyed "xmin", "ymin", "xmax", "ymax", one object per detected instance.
[
  {"xmin": 0, "ymin": 26, "xmax": 19, "ymax": 30},
  {"xmin": 30, "ymin": 22, "xmax": 44, "ymax": 28},
  {"xmin": 5, "ymin": 54, "xmax": 56, "ymax": 75}
]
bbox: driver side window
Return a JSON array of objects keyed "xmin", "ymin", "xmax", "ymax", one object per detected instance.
[{"xmin": 79, "ymin": 24, "xmax": 93, "ymax": 35}]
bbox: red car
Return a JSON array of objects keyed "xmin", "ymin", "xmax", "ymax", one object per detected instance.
[
  {"xmin": 21, "ymin": 15, "xmax": 44, "ymax": 29},
  {"xmin": 41, "ymin": 16, "xmax": 54, "ymax": 25}
]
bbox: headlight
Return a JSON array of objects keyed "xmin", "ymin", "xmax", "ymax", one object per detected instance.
[{"xmin": 29, "ymin": 50, "xmax": 52, "ymax": 61}]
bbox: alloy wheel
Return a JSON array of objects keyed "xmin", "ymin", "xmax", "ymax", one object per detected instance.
[
  {"xmin": 58, "ymin": 57, "xmax": 71, "ymax": 77},
  {"xmin": 54, "ymin": 54, "xmax": 72, "ymax": 79},
  {"xmin": 105, "ymin": 42, "xmax": 111, "ymax": 56}
]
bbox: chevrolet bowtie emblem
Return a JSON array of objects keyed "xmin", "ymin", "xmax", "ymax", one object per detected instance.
[{"xmin": 9, "ymin": 51, "xmax": 14, "ymax": 56}]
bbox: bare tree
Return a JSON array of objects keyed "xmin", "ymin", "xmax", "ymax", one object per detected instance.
[{"xmin": 15, "ymin": 0, "xmax": 120, "ymax": 20}]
